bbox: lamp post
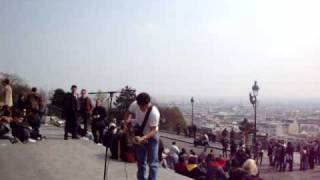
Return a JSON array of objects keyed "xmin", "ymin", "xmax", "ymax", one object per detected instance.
[
  {"xmin": 190, "ymin": 97, "xmax": 197, "ymax": 142},
  {"xmin": 191, "ymin": 97, "xmax": 194, "ymax": 126},
  {"xmin": 249, "ymin": 81, "xmax": 259, "ymax": 144}
]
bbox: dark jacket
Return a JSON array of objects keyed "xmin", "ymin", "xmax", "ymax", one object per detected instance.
[
  {"xmin": 63, "ymin": 93, "xmax": 78, "ymax": 120},
  {"xmin": 207, "ymin": 161, "xmax": 227, "ymax": 180},
  {"xmin": 91, "ymin": 106, "xmax": 107, "ymax": 128},
  {"xmin": 175, "ymin": 162, "xmax": 188, "ymax": 177},
  {"xmin": 26, "ymin": 93, "xmax": 42, "ymax": 113},
  {"xmin": 78, "ymin": 97, "xmax": 93, "ymax": 114}
]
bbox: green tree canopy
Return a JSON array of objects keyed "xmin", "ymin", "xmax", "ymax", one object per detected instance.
[
  {"xmin": 50, "ymin": 88, "xmax": 65, "ymax": 109},
  {"xmin": 113, "ymin": 86, "xmax": 136, "ymax": 122},
  {"xmin": 159, "ymin": 106, "xmax": 187, "ymax": 132}
]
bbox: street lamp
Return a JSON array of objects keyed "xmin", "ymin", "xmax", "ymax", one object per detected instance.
[
  {"xmin": 249, "ymin": 81, "xmax": 259, "ymax": 144},
  {"xmin": 191, "ymin": 97, "xmax": 194, "ymax": 127},
  {"xmin": 190, "ymin": 97, "xmax": 195, "ymax": 140}
]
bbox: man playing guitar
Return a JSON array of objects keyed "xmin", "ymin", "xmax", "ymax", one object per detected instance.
[{"xmin": 125, "ymin": 92, "xmax": 160, "ymax": 180}]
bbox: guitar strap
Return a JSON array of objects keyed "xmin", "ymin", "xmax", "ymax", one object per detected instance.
[{"xmin": 137, "ymin": 105, "xmax": 153, "ymax": 136}]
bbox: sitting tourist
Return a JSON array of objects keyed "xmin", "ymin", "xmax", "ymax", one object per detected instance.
[
  {"xmin": 228, "ymin": 158, "xmax": 249, "ymax": 180},
  {"xmin": 174, "ymin": 155, "xmax": 188, "ymax": 176},
  {"xmin": 186, "ymin": 156, "xmax": 206, "ymax": 179},
  {"xmin": 0, "ymin": 111, "xmax": 18, "ymax": 144},
  {"xmin": 206, "ymin": 157, "xmax": 228, "ymax": 180},
  {"xmin": 179, "ymin": 148, "xmax": 187, "ymax": 157},
  {"xmin": 168, "ymin": 141, "xmax": 180, "ymax": 169},
  {"xmin": 234, "ymin": 159, "xmax": 260, "ymax": 180},
  {"xmin": 10, "ymin": 109, "xmax": 36, "ymax": 143}
]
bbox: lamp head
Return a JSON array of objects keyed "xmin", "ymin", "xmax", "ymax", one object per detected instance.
[
  {"xmin": 252, "ymin": 81, "xmax": 259, "ymax": 96},
  {"xmin": 191, "ymin": 97, "xmax": 194, "ymax": 104}
]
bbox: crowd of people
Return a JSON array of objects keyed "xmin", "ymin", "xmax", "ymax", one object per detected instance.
[
  {"xmin": 62, "ymin": 85, "xmax": 107, "ymax": 144},
  {"xmin": 160, "ymin": 141, "xmax": 261, "ymax": 180},
  {"xmin": 0, "ymin": 80, "xmax": 109, "ymax": 145},
  {"xmin": 267, "ymin": 140, "xmax": 320, "ymax": 172},
  {"xmin": 0, "ymin": 79, "xmax": 44, "ymax": 143},
  {"xmin": 157, "ymin": 131, "xmax": 320, "ymax": 180}
]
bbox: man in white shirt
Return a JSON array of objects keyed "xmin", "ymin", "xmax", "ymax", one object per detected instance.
[
  {"xmin": 168, "ymin": 141, "xmax": 180, "ymax": 169},
  {"xmin": 126, "ymin": 92, "xmax": 160, "ymax": 180}
]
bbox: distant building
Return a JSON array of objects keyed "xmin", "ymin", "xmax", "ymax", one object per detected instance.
[
  {"xmin": 288, "ymin": 120, "xmax": 299, "ymax": 135},
  {"xmin": 300, "ymin": 123, "xmax": 320, "ymax": 136}
]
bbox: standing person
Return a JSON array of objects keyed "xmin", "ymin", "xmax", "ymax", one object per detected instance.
[
  {"xmin": 277, "ymin": 144, "xmax": 286, "ymax": 172},
  {"xmin": 221, "ymin": 138, "xmax": 228, "ymax": 158},
  {"xmin": 252, "ymin": 143, "xmax": 259, "ymax": 164},
  {"xmin": 78, "ymin": 89, "xmax": 93, "ymax": 137},
  {"xmin": 230, "ymin": 140, "xmax": 237, "ymax": 158},
  {"xmin": 187, "ymin": 125, "xmax": 191, "ymax": 137},
  {"xmin": 285, "ymin": 142, "xmax": 294, "ymax": 171},
  {"xmin": 175, "ymin": 123, "xmax": 181, "ymax": 135},
  {"xmin": 253, "ymin": 142, "xmax": 263, "ymax": 165},
  {"xmin": 309, "ymin": 144, "xmax": 316, "ymax": 169},
  {"xmin": 300, "ymin": 146, "xmax": 308, "ymax": 171},
  {"xmin": 63, "ymin": 85, "xmax": 79, "ymax": 140},
  {"xmin": 91, "ymin": 99, "xmax": 107, "ymax": 144},
  {"xmin": 193, "ymin": 125, "xmax": 197, "ymax": 139},
  {"xmin": 316, "ymin": 141, "xmax": 320, "ymax": 165},
  {"xmin": 267, "ymin": 141, "xmax": 274, "ymax": 166},
  {"xmin": 258, "ymin": 144, "xmax": 264, "ymax": 166},
  {"xmin": 16, "ymin": 94, "xmax": 27, "ymax": 112},
  {"xmin": 125, "ymin": 92, "xmax": 160, "ymax": 180},
  {"xmin": 26, "ymin": 87, "xmax": 43, "ymax": 140},
  {"xmin": 2, "ymin": 78, "xmax": 13, "ymax": 108},
  {"xmin": 183, "ymin": 128, "xmax": 188, "ymax": 137}
]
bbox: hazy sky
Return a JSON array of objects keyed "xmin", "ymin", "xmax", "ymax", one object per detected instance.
[{"xmin": 1, "ymin": 0, "xmax": 320, "ymax": 100}]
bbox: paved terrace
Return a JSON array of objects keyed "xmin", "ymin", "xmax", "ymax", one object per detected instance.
[{"xmin": 0, "ymin": 125, "xmax": 190, "ymax": 180}]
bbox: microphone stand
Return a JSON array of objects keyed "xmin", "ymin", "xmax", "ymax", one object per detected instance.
[
  {"xmin": 103, "ymin": 91, "xmax": 119, "ymax": 180},
  {"xmin": 88, "ymin": 90, "xmax": 120, "ymax": 180}
]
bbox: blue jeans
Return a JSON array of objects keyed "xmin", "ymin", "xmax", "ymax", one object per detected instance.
[
  {"xmin": 135, "ymin": 133, "xmax": 159, "ymax": 180},
  {"xmin": 29, "ymin": 113, "xmax": 41, "ymax": 139}
]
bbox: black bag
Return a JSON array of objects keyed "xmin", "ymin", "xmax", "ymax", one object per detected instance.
[
  {"xmin": 134, "ymin": 106, "xmax": 153, "ymax": 137},
  {"xmin": 103, "ymin": 127, "xmax": 115, "ymax": 147}
]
